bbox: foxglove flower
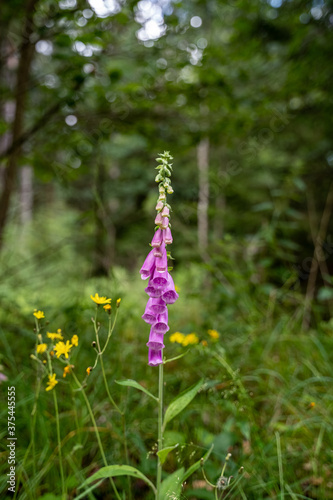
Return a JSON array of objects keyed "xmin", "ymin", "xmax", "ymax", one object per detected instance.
[
  {"xmin": 162, "ymin": 275, "xmax": 179, "ymax": 305},
  {"xmin": 140, "ymin": 249, "xmax": 156, "ymax": 280},
  {"xmin": 151, "ymin": 228, "xmax": 163, "ymax": 248},
  {"xmin": 140, "ymin": 152, "xmax": 178, "ymax": 366}
]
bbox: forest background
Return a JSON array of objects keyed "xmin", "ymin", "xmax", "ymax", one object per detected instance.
[{"xmin": 0, "ymin": 0, "xmax": 333, "ymax": 498}]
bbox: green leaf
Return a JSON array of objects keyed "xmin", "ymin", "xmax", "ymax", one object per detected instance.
[
  {"xmin": 157, "ymin": 444, "xmax": 179, "ymax": 465},
  {"xmin": 163, "ymin": 379, "xmax": 204, "ymax": 430},
  {"xmin": 182, "ymin": 444, "xmax": 214, "ymax": 482},
  {"xmin": 164, "ymin": 350, "xmax": 189, "ymax": 364},
  {"xmin": 115, "ymin": 379, "xmax": 158, "ymax": 401},
  {"xmin": 82, "ymin": 465, "xmax": 156, "ymax": 493},
  {"xmin": 74, "ymin": 478, "xmax": 105, "ymax": 499},
  {"xmin": 160, "ymin": 467, "xmax": 185, "ymax": 500}
]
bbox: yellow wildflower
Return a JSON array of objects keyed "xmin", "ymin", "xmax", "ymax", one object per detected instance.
[
  {"xmin": 46, "ymin": 373, "xmax": 58, "ymax": 391},
  {"xmin": 36, "ymin": 343, "xmax": 47, "ymax": 354},
  {"xmin": 116, "ymin": 298, "xmax": 121, "ymax": 307},
  {"xmin": 208, "ymin": 329, "xmax": 220, "ymax": 340},
  {"xmin": 47, "ymin": 331, "xmax": 64, "ymax": 341},
  {"xmin": 182, "ymin": 333, "xmax": 199, "ymax": 346},
  {"xmin": 63, "ymin": 365, "xmax": 72, "ymax": 378},
  {"xmin": 103, "ymin": 304, "xmax": 112, "ymax": 312},
  {"xmin": 169, "ymin": 332, "xmax": 185, "ymax": 344},
  {"xmin": 54, "ymin": 340, "xmax": 72, "ymax": 359},
  {"xmin": 86, "ymin": 366, "xmax": 93, "ymax": 375},
  {"xmin": 90, "ymin": 293, "xmax": 111, "ymax": 305},
  {"xmin": 201, "ymin": 340, "xmax": 208, "ymax": 347},
  {"xmin": 71, "ymin": 335, "xmax": 79, "ymax": 346},
  {"xmin": 33, "ymin": 310, "xmax": 45, "ymax": 319}
]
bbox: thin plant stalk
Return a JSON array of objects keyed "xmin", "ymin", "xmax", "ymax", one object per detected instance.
[
  {"xmin": 45, "ymin": 349, "xmax": 66, "ymax": 499},
  {"xmin": 94, "ymin": 307, "xmax": 132, "ymax": 499},
  {"xmin": 53, "ymin": 388, "xmax": 66, "ymax": 499},
  {"xmin": 156, "ymin": 359, "xmax": 164, "ymax": 499},
  {"xmin": 71, "ymin": 370, "xmax": 122, "ymax": 500}
]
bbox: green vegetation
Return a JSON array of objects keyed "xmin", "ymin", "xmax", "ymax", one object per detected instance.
[{"xmin": 0, "ymin": 0, "xmax": 333, "ymax": 498}]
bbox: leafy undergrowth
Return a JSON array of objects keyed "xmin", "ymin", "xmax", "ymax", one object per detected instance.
[{"xmin": 0, "ymin": 223, "xmax": 332, "ymax": 499}]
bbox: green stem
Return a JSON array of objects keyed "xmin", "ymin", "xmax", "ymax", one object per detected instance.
[
  {"xmin": 100, "ymin": 355, "xmax": 122, "ymax": 414},
  {"xmin": 53, "ymin": 389, "xmax": 66, "ymax": 499},
  {"xmin": 156, "ymin": 360, "xmax": 164, "ymax": 500},
  {"xmin": 99, "ymin": 310, "xmax": 132, "ymax": 499},
  {"xmin": 72, "ymin": 371, "xmax": 122, "ymax": 500}
]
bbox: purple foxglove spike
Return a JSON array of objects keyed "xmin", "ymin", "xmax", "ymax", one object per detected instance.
[
  {"xmin": 155, "ymin": 242, "xmax": 167, "ymax": 273},
  {"xmin": 161, "ymin": 273, "xmax": 179, "ymax": 304},
  {"xmin": 150, "ymin": 297, "xmax": 167, "ymax": 315},
  {"xmin": 152, "ymin": 268, "xmax": 168, "ymax": 288},
  {"xmin": 161, "ymin": 206, "xmax": 170, "ymax": 217},
  {"xmin": 161, "ymin": 217, "xmax": 169, "ymax": 229},
  {"xmin": 146, "ymin": 327, "xmax": 165, "ymax": 349},
  {"xmin": 164, "ymin": 227, "xmax": 173, "ymax": 245},
  {"xmin": 155, "ymin": 200, "xmax": 164, "ymax": 211},
  {"xmin": 153, "ymin": 310, "xmax": 169, "ymax": 334},
  {"xmin": 140, "ymin": 249, "xmax": 156, "ymax": 280},
  {"xmin": 155, "ymin": 212, "xmax": 163, "ymax": 225},
  {"xmin": 148, "ymin": 348, "xmax": 163, "ymax": 366},
  {"xmin": 151, "ymin": 228, "xmax": 163, "ymax": 248}
]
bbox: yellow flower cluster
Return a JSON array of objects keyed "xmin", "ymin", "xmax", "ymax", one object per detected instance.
[
  {"xmin": 207, "ymin": 329, "xmax": 220, "ymax": 340},
  {"xmin": 47, "ymin": 329, "xmax": 64, "ymax": 341},
  {"xmin": 169, "ymin": 332, "xmax": 199, "ymax": 346}
]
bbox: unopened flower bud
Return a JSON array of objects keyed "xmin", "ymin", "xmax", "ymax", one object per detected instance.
[
  {"xmin": 155, "ymin": 200, "xmax": 164, "ymax": 211},
  {"xmin": 161, "ymin": 217, "xmax": 169, "ymax": 229},
  {"xmin": 158, "ymin": 193, "xmax": 166, "ymax": 201},
  {"xmin": 161, "ymin": 206, "xmax": 170, "ymax": 217},
  {"xmin": 155, "ymin": 212, "xmax": 163, "ymax": 225},
  {"xmin": 164, "ymin": 227, "xmax": 173, "ymax": 244},
  {"xmin": 166, "ymin": 187, "xmax": 174, "ymax": 194}
]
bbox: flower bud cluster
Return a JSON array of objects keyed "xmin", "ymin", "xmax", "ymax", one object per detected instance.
[{"xmin": 140, "ymin": 152, "xmax": 178, "ymax": 366}]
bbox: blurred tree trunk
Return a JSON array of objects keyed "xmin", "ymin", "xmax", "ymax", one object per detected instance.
[
  {"xmin": 93, "ymin": 161, "xmax": 110, "ymax": 276},
  {"xmin": 214, "ymin": 190, "xmax": 225, "ymax": 240},
  {"xmin": 20, "ymin": 165, "xmax": 33, "ymax": 226},
  {"xmin": 0, "ymin": 0, "xmax": 37, "ymax": 249},
  {"xmin": 197, "ymin": 137, "xmax": 209, "ymax": 257}
]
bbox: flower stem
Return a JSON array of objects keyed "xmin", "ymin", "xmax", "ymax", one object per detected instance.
[
  {"xmin": 98, "ymin": 310, "xmax": 132, "ymax": 498},
  {"xmin": 53, "ymin": 388, "xmax": 66, "ymax": 499},
  {"xmin": 156, "ymin": 359, "xmax": 164, "ymax": 499},
  {"xmin": 72, "ymin": 371, "xmax": 122, "ymax": 500}
]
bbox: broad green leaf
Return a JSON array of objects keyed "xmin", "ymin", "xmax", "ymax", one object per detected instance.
[
  {"xmin": 115, "ymin": 379, "xmax": 158, "ymax": 401},
  {"xmin": 157, "ymin": 444, "xmax": 179, "ymax": 465},
  {"xmin": 182, "ymin": 444, "xmax": 214, "ymax": 482},
  {"xmin": 160, "ymin": 467, "xmax": 185, "ymax": 500},
  {"xmin": 163, "ymin": 379, "xmax": 204, "ymax": 430},
  {"xmin": 82, "ymin": 465, "xmax": 156, "ymax": 493}
]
